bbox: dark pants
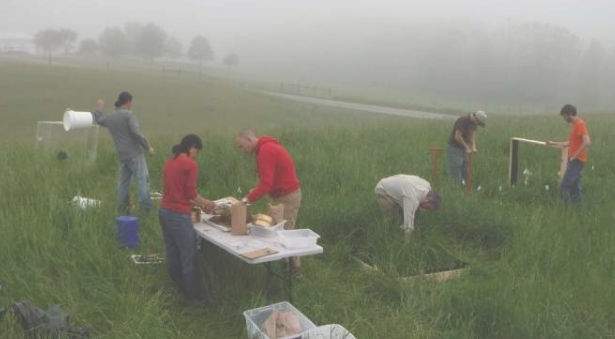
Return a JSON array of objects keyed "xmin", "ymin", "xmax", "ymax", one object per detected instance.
[
  {"xmin": 561, "ymin": 160, "xmax": 584, "ymax": 203},
  {"xmin": 158, "ymin": 207, "xmax": 205, "ymax": 301}
]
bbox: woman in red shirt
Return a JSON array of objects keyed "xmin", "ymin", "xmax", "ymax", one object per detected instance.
[{"xmin": 159, "ymin": 134, "xmax": 215, "ymax": 306}]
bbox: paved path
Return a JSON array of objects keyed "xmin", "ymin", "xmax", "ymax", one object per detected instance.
[{"xmin": 261, "ymin": 91, "xmax": 455, "ymax": 120}]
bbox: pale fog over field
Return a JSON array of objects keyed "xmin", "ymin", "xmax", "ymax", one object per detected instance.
[{"xmin": 2, "ymin": 0, "xmax": 615, "ymax": 112}]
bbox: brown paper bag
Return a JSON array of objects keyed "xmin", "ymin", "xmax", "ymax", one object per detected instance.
[
  {"xmin": 230, "ymin": 202, "xmax": 248, "ymax": 235},
  {"xmin": 276, "ymin": 310, "xmax": 302, "ymax": 337},
  {"xmin": 262, "ymin": 310, "xmax": 302, "ymax": 339},
  {"xmin": 268, "ymin": 203, "xmax": 285, "ymax": 225},
  {"xmin": 263, "ymin": 311, "xmax": 279, "ymax": 339}
]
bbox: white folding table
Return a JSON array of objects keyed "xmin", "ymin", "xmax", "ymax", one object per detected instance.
[{"xmin": 193, "ymin": 221, "xmax": 323, "ymax": 302}]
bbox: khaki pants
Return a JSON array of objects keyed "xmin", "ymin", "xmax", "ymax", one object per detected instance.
[
  {"xmin": 273, "ymin": 189, "xmax": 302, "ymax": 268},
  {"xmin": 376, "ymin": 193, "xmax": 402, "ymax": 224},
  {"xmin": 376, "ymin": 193, "xmax": 420, "ymax": 233}
]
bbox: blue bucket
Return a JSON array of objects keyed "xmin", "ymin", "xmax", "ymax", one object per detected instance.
[{"xmin": 116, "ymin": 216, "xmax": 139, "ymax": 249}]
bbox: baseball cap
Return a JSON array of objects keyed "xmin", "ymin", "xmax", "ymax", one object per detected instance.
[{"xmin": 474, "ymin": 110, "xmax": 487, "ymax": 127}]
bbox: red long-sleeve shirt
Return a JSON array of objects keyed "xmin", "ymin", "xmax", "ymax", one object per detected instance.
[
  {"xmin": 247, "ymin": 137, "xmax": 300, "ymax": 202},
  {"xmin": 161, "ymin": 154, "xmax": 199, "ymax": 214}
]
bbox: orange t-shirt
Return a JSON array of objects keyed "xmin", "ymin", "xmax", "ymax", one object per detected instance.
[{"xmin": 568, "ymin": 119, "xmax": 589, "ymax": 162}]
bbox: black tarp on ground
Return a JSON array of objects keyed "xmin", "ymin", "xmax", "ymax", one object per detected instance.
[{"xmin": 12, "ymin": 301, "xmax": 90, "ymax": 338}]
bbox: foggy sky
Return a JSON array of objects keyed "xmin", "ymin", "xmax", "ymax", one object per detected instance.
[{"xmin": 2, "ymin": 0, "xmax": 614, "ymax": 52}]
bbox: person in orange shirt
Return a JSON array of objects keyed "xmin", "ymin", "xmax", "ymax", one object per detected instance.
[{"xmin": 547, "ymin": 104, "xmax": 591, "ymax": 203}]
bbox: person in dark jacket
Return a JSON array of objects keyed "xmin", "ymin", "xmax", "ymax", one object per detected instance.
[{"xmin": 447, "ymin": 110, "xmax": 487, "ymax": 185}]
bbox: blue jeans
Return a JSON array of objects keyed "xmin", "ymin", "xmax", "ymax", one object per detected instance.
[
  {"xmin": 158, "ymin": 207, "xmax": 205, "ymax": 301},
  {"xmin": 448, "ymin": 146, "xmax": 468, "ymax": 185},
  {"xmin": 561, "ymin": 160, "xmax": 584, "ymax": 203},
  {"xmin": 117, "ymin": 154, "xmax": 152, "ymax": 214}
]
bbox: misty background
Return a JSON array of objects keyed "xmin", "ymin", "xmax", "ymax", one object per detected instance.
[{"xmin": 2, "ymin": 0, "xmax": 614, "ymax": 112}]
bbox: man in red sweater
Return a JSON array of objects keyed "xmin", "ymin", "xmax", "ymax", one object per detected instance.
[{"xmin": 236, "ymin": 129, "xmax": 302, "ymax": 270}]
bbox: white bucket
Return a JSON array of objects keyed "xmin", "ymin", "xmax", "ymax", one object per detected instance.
[{"xmin": 63, "ymin": 109, "xmax": 93, "ymax": 131}]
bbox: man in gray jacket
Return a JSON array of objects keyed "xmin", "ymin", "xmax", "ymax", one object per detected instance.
[{"xmin": 93, "ymin": 92, "xmax": 154, "ymax": 214}]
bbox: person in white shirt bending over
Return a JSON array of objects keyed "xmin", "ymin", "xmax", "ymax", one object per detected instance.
[{"xmin": 374, "ymin": 174, "xmax": 441, "ymax": 240}]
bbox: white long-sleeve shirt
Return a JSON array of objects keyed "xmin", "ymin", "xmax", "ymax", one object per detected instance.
[{"xmin": 374, "ymin": 175, "xmax": 431, "ymax": 232}]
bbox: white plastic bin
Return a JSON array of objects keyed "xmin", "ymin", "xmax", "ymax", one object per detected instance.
[
  {"xmin": 278, "ymin": 229, "xmax": 320, "ymax": 249},
  {"xmin": 301, "ymin": 325, "xmax": 356, "ymax": 339},
  {"xmin": 243, "ymin": 301, "xmax": 316, "ymax": 339},
  {"xmin": 249, "ymin": 220, "xmax": 286, "ymax": 238}
]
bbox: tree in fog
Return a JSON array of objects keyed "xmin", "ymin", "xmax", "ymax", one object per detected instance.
[
  {"xmin": 78, "ymin": 38, "xmax": 99, "ymax": 56},
  {"xmin": 223, "ymin": 53, "xmax": 239, "ymax": 70},
  {"xmin": 164, "ymin": 36, "xmax": 183, "ymax": 60},
  {"xmin": 99, "ymin": 27, "xmax": 129, "ymax": 58},
  {"xmin": 33, "ymin": 29, "xmax": 63, "ymax": 65},
  {"xmin": 123, "ymin": 22, "xmax": 144, "ymax": 56},
  {"xmin": 188, "ymin": 35, "xmax": 214, "ymax": 66},
  {"xmin": 58, "ymin": 28, "xmax": 78, "ymax": 57},
  {"xmin": 134, "ymin": 23, "xmax": 167, "ymax": 61}
]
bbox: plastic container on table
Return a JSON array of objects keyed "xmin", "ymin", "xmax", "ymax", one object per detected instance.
[
  {"xmin": 278, "ymin": 229, "xmax": 320, "ymax": 249},
  {"xmin": 248, "ymin": 220, "xmax": 286, "ymax": 238},
  {"xmin": 243, "ymin": 301, "xmax": 316, "ymax": 339}
]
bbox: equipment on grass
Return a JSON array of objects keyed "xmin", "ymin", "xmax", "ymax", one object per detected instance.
[
  {"xmin": 509, "ymin": 137, "xmax": 568, "ymax": 185},
  {"xmin": 428, "ymin": 146, "xmax": 443, "ymax": 189}
]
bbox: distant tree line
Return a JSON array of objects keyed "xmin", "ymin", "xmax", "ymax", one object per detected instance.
[
  {"xmin": 33, "ymin": 22, "xmax": 239, "ymax": 69},
  {"xmin": 33, "ymin": 28, "xmax": 78, "ymax": 64},
  {"xmin": 310, "ymin": 21, "xmax": 614, "ymax": 111}
]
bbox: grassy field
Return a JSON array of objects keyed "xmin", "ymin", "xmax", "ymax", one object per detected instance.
[{"xmin": 1, "ymin": 56, "xmax": 615, "ymax": 339}]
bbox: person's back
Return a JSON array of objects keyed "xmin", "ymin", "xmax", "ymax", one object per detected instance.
[
  {"xmin": 248, "ymin": 136, "xmax": 300, "ymax": 201},
  {"xmin": 376, "ymin": 174, "xmax": 430, "ymax": 204},
  {"xmin": 97, "ymin": 108, "xmax": 149, "ymax": 161},
  {"xmin": 260, "ymin": 138, "xmax": 299, "ymax": 196},
  {"xmin": 161, "ymin": 154, "xmax": 198, "ymax": 214}
]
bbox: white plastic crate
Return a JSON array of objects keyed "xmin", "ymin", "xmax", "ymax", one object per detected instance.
[
  {"xmin": 243, "ymin": 301, "xmax": 317, "ymax": 339},
  {"xmin": 248, "ymin": 220, "xmax": 287, "ymax": 238},
  {"xmin": 301, "ymin": 325, "xmax": 356, "ymax": 339},
  {"xmin": 278, "ymin": 229, "xmax": 320, "ymax": 249}
]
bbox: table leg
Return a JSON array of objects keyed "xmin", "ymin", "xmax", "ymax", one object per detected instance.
[
  {"xmin": 262, "ymin": 260, "xmax": 296, "ymax": 302},
  {"xmin": 288, "ymin": 259, "xmax": 294, "ymax": 303},
  {"xmin": 265, "ymin": 262, "xmax": 274, "ymax": 299}
]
